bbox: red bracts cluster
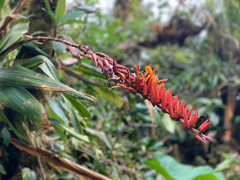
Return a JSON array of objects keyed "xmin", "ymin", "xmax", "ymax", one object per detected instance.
[{"xmin": 78, "ymin": 49, "xmax": 212, "ymax": 143}]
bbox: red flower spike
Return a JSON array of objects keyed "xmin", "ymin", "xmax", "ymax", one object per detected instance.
[
  {"xmin": 118, "ymin": 84, "xmax": 137, "ymax": 94},
  {"xmin": 158, "ymin": 84, "xmax": 165, "ymax": 100},
  {"xmin": 158, "ymin": 79, "xmax": 168, "ymax": 83},
  {"xmin": 92, "ymin": 54, "xmax": 98, "ymax": 64},
  {"xmin": 203, "ymin": 135, "xmax": 213, "ymax": 142},
  {"xmin": 199, "ymin": 119, "xmax": 209, "ymax": 127},
  {"xmin": 126, "ymin": 87, "xmax": 138, "ymax": 94},
  {"xmin": 198, "ymin": 120, "xmax": 211, "ymax": 133},
  {"xmin": 182, "ymin": 106, "xmax": 188, "ymax": 119},
  {"xmin": 103, "ymin": 59, "xmax": 109, "ymax": 67},
  {"xmin": 149, "ymin": 83, "xmax": 157, "ymax": 103},
  {"xmin": 118, "ymin": 68, "xmax": 128, "ymax": 74},
  {"xmin": 134, "ymin": 65, "xmax": 142, "ymax": 92},
  {"xmin": 150, "ymin": 90, "xmax": 156, "ymax": 104},
  {"xmin": 109, "ymin": 85, "xmax": 120, "ymax": 90},
  {"xmin": 116, "ymin": 64, "xmax": 127, "ymax": 69},
  {"xmin": 125, "ymin": 68, "xmax": 130, "ymax": 79},
  {"xmin": 169, "ymin": 105, "xmax": 174, "ymax": 119},
  {"xmin": 195, "ymin": 135, "xmax": 205, "ymax": 143},
  {"xmin": 124, "ymin": 79, "xmax": 131, "ymax": 86},
  {"xmin": 165, "ymin": 90, "xmax": 172, "ymax": 105},
  {"xmin": 189, "ymin": 111, "xmax": 198, "ymax": 128},
  {"xmin": 98, "ymin": 59, "xmax": 104, "ymax": 68},
  {"xmin": 155, "ymin": 86, "xmax": 161, "ymax": 104},
  {"xmin": 162, "ymin": 95, "xmax": 167, "ymax": 111},
  {"xmin": 117, "ymin": 71, "xmax": 126, "ymax": 80},
  {"xmin": 112, "ymin": 61, "xmax": 117, "ymax": 73},
  {"xmin": 152, "ymin": 65, "xmax": 159, "ymax": 74},
  {"xmin": 106, "ymin": 57, "xmax": 113, "ymax": 63},
  {"xmin": 79, "ymin": 52, "xmax": 85, "ymax": 56},
  {"xmin": 174, "ymin": 102, "xmax": 180, "ymax": 119},
  {"xmin": 179, "ymin": 101, "xmax": 185, "ymax": 113},
  {"xmin": 186, "ymin": 108, "xmax": 193, "ymax": 120},
  {"xmin": 109, "ymin": 77, "xmax": 121, "ymax": 81},
  {"xmin": 141, "ymin": 73, "xmax": 148, "ymax": 97},
  {"xmin": 146, "ymin": 66, "xmax": 153, "ymax": 77},
  {"xmin": 147, "ymin": 78, "xmax": 153, "ymax": 94},
  {"xmin": 172, "ymin": 96, "xmax": 178, "ymax": 106},
  {"xmin": 135, "ymin": 65, "xmax": 140, "ymax": 79},
  {"xmin": 95, "ymin": 52, "xmax": 109, "ymax": 58},
  {"xmin": 83, "ymin": 48, "xmax": 213, "ymax": 142},
  {"xmin": 184, "ymin": 118, "xmax": 189, "ymax": 128}
]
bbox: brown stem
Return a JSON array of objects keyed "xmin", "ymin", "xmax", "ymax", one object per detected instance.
[
  {"xmin": 10, "ymin": 137, "xmax": 111, "ymax": 180},
  {"xmin": 223, "ymin": 86, "xmax": 238, "ymax": 142}
]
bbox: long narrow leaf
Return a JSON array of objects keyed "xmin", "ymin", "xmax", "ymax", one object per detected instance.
[
  {"xmin": 49, "ymin": 118, "xmax": 89, "ymax": 142},
  {"xmin": 59, "ymin": 11, "xmax": 84, "ymax": 25},
  {"xmin": 0, "ymin": 23, "xmax": 28, "ymax": 53},
  {"xmin": 65, "ymin": 95, "xmax": 91, "ymax": 119},
  {"xmin": 55, "ymin": 0, "xmax": 66, "ymax": 22},
  {"xmin": 22, "ymin": 55, "xmax": 59, "ymax": 81},
  {"xmin": 48, "ymin": 98, "xmax": 69, "ymax": 125},
  {"xmin": 0, "ymin": 66, "xmax": 95, "ymax": 101},
  {"xmin": 0, "ymin": 109, "xmax": 30, "ymax": 144},
  {"xmin": 0, "ymin": 85, "xmax": 46, "ymax": 123}
]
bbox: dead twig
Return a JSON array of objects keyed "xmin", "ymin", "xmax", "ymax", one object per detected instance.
[{"xmin": 10, "ymin": 137, "xmax": 111, "ymax": 180}]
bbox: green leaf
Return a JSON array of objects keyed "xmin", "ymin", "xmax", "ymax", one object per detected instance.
[
  {"xmin": 0, "ymin": 66, "xmax": 95, "ymax": 101},
  {"xmin": 192, "ymin": 174, "xmax": 219, "ymax": 180},
  {"xmin": 43, "ymin": 0, "xmax": 56, "ymax": 25},
  {"xmin": 0, "ymin": 85, "xmax": 46, "ymax": 123},
  {"xmin": 0, "ymin": 85, "xmax": 47, "ymax": 123},
  {"xmin": 1, "ymin": 127, "xmax": 11, "ymax": 146},
  {"xmin": 13, "ymin": 118, "xmax": 27, "ymax": 137},
  {"xmin": 53, "ymin": 41, "xmax": 67, "ymax": 55},
  {"xmin": 49, "ymin": 118, "xmax": 89, "ymax": 142},
  {"xmin": 173, "ymin": 51, "xmax": 191, "ymax": 64},
  {"xmin": 65, "ymin": 95, "xmax": 91, "ymax": 119},
  {"xmin": 55, "ymin": 0, "xmax": 66, "ymax": 22},
  {"xmin": 145, "ymin": 153, "xmax": 224, "ymax": 180},
  {"xmin": 22, "ymin": 55, "xmax": 60, "ymax": 81},
  {"xmin": 75, "ymin": 63, "xmax": 106, "ymax": 79},
  {"xmin": 0, "ymin": 0, "xmax": 5, "ymax": 10},
  {"xmin": 145, "ymin": 156, "xmax": 173, "ymax": 180},
  {"xmin": 86, "ymin": 128, "xmax": 112, "ymax": 149},
  {"xmin": 0, "ymin": 109, "xmax": 30, "ymax": 144},
  {"xmin": 0, "ymin": 163, "xmax": 7, "ymax": 175},
  {"xmin": 161, "ymin": 114, "xmax": 175, "ymax": 134},
  {"xmin": 23, "ymin": 43, "xmax": 53, "ymax": 59},
  {"xmin": 22, "ymin": 167, "xmax": 36, "ymax": 180},
  {"xmin": 0, "ymin": 23, "xmax": 28, "ymax": 53},
  {"xmin": 61, "ymin": 95, "xmax": 84, "ymax": 134},
  {"xmin": 70, "ymin": 106, "xmax": 83, "ymax": 134},
  {"xmin": 59, "ymin": 11, "xmax": 84, "ymax": 25},
  {"xmin": 48, "ymin": 98, "xmax": 69, "ymax": 125}
]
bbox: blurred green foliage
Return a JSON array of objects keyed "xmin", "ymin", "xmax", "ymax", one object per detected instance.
[{"xmin": 1, "ymin": 0, "xmax": 240, "ymax": 179}]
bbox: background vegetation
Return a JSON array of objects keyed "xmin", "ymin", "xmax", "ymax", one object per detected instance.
[{"xmin": 0, "ymin": 0, "xmax": 240, "ymax": 179}]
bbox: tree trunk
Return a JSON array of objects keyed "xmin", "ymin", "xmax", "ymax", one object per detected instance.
[{"xmin": 1, "ymin": 1, "xmax": 58, "ymax": 179}]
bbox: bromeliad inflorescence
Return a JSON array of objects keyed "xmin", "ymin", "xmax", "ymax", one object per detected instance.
[
  {"xmin": 25, "ymin": 36, "xmax": 212, "ymax": 143},
  {"xmin": 79, "ymin": 51, "xmax": 212, "ymax": 143}
]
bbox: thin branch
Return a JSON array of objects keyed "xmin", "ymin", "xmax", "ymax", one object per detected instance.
[{"xmin": 10, "ymin": 137, "xmax": 111, "ymax": 180}]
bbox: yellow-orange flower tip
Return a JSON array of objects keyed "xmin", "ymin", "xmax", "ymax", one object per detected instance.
[
  {"xmin": 109, "ymin": 85, "xmax": 121, "ymax": 90},
  {"xmin": 117, "ymin": 83, "xmax": 127, "ymax": 88},
  {"xmin": 158, "ymin": 79, "xmax": 168, "ymax": 83},
  {"xmin": 135, "ymin": 65, "xmax": 140, "ymax": 79},
  {"xmin": 152, "ymin": 65, "xmax": 159, "ymax": 73},
  {"xmin": 145, "ymin": 66, "xmax": 153, "ymax": 74}
]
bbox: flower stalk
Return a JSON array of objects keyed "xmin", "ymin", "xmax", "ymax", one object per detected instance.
[
  {"xmin": 81, "ymin": 51, "xmax": 212, "ymax": 143},
  {"xmin": 24, "ymin": 36, "xmax": 212, "ymax": 143}
]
